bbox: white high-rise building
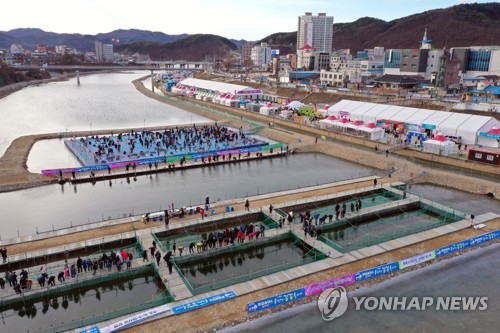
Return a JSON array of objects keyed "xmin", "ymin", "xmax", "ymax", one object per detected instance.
[
  {"xmin": 251, "ymin": 43, "xmax": 272, "ymax": 69},
  {"xmin": 297, "ymin": 12, "xmax": 334, "ymax": 53},
  {"xmin": 95, "ymin": 41, "xmax": 114, "ymax": 62}
]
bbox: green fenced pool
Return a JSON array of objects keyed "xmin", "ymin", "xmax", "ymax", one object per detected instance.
[
  {"xmin": 319, "ymin": 203, "xmax": 464, "ymax": 253},
  {"xmin": 0, "ymin": 265, "xmax": 171, "ymax": 333},
  {"xmin": 282, "ymin": 189, "xmax": 402, "ymax": 224},
  {"xmin": 174, "ymin": 232, "xmax": 326, "ymax": 295},
  {"xmin": 155, "ymin": 213, "xmax": 279, "ymax": 253}
]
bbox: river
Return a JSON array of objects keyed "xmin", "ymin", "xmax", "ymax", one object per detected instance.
[
  {"xmin": 1, "ymin": 152, "xmax": 378, "ymax": 239},
  {"xmin": 0, "ymin": 71, "xmax": 208, "ymax": 158}
]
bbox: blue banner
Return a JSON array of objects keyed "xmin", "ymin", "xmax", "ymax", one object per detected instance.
[
  {"xmin": 421, "ymin": 123, "xmax": 437, "ymax": 130},
  {"xmin": 478, "ymin": 132, "xmax": 500, "ymax": 139},
  {"xmin": 354, "ymin": 262, "xmax": 399, "ymax": 282},
  {"xmin": 247, "ymin": 288, "xmax": 305, "ymax": 314},
  {"xmin": 469, "ymin": 230, "xmax": 499, "ymax": 247},
  {"xmin": 240, "ymin": 146, "xmax": 264, "ymax": 153},
  {"xmin": 172, "ymin": 291, "xmax": 235, "ymax": 315},
  {"xmin": 136, "ymin": 156, "xmax": 166, "ymax": 166},
  {"xmin": 435, "ymin": 239, "xmax": 470, "ymax": 257},
  {"xmin": 79, "ymin": 327, "xmax": 100, "ymax": 333},
  {"xmin": 76, "ymin": 164, "xmax": 108, "ymax": 173}
]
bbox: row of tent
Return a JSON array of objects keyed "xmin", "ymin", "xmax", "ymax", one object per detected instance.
[{"xmin": 324, "ymin": 100, "xmax": 500, "ymax": 146}]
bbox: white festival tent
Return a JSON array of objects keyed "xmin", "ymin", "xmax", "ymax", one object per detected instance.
[
  {"xmin": 419, "ymin": 111, "xmax": 452, "ymax": 132},
  {"xmin": 435, "ymin": 113, "xmax": 474, "ymax": 140},
  {"xmin": 384, "ymin": 106, "xmax": 422, "ymax": 123},
  {"xmin": 360, "ymin": 104, "xmax": 392, "ymax": 123},
  {"xmin": 373, "ymin": 105, "xmax": 406, "ymax": 122},
  {"xmin": 454, "ymin": 115, "xmax": 499, "ymax": 145},
  {"xmin": 477, "ymin": 127, "xmax": 500, "ymax": 148},
  {"xmin": 326, "ymin": 100, "xmax": 364, "ymax": 118},
  {"xmin": 360, "ymin": 122, "xmax": 385, "ymax": 140},
  {"xmin": 260, "ymin": 103, "xmax": 278, "ymax": 115},
  {"xmin": 328, "ymin": 100, "xmax": 500, "ymax": 146},
  {"xmin": 346, "ymin": 103, "xmax": 382, "ymax": 121},
  {"xmin": 404, "ymin": 108, "xmax": 437, "ymax": 130},
  {"xmin": 423, "ymin": 134, "xmax": 455, "ymax": 156},
  {"xmin": 318, "ymin": 119, "xmax": 336, "ymax": 129},
  {"xmin": 317, "ymin": 104, "xmax": 331, "ymax": 116},
  {"xmin": 287, "ymin": 101, "xmax": 305, "ymax": 110},
  {"xmin": 178, "ymin": 78, "xmax": 263, "ymax": 98}
]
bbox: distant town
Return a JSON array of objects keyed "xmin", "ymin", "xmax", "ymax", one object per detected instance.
[{"xmin": 1, "ymin": 11, "xmax": 499, "ymax": 103}]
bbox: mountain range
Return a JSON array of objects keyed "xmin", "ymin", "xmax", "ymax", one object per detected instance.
[
  {"xmin": 260, "ymin": 2, "xmax": 500, "ymax": 54},
  {"xmin": 0, "ymin": 28, "xmax": 246, "ymax": 52},
  {"xmin": 1, "ymin": 2, "xmax": 499, "ymax": 60}
]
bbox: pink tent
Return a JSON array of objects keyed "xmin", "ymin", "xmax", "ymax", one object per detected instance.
[
  {"xmin": 487, "ymin": 126, "xmax": 500, "ymax": 135},
  {"xmin": 365, "ymin": 122, "xmax": 377, "ymax": 129},
  {"xmin": 433, "ymin": 134, "xmax": 448, "ymax": 142},
  {"xmin": 353, "ymin": 120, "xmax": 363, "ymax": 126},
  {"xmin": 266, "ymin": 102, "xmax": 273, "ymax": 107},
  {"xmin": 339, "ymin": 118, "xmax": 348, "ymax": 123},
  {"xmin": 322, "ymin": 105, "xmax": 330, "ymax": 110},
  {"xmin": 327, "ymin": 115, "xmax": 337, "ymax": 121}
]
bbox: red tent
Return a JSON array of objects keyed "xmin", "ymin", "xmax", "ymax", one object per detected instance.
[
  {"xmin": 339, "ymin": 118, "xmax": 348, "ymax": 123},
  {"xmin": 487, "ymin": 127, "xmax": 500, "ymax": 135},
  {"xmin": 365, "ymin": 122, "xmax": 377, "ymax": 129},
  {"xmin": 353, "ymin": 120, "xmax": 363, "ymax": 126},
  {"xmin": 266, "ymin": 102, "xmax": 273, "ymax": 107},
  {"xmin": 433, "ymin": 134, "xmax": 448, "ymax": 142},
  {"xmin": 322, "ymin": 105, "xmax": 330, "ymax": 110},
  {"xmin": 327, "ymin": 115, "xmax": 337, "ymax": 121}
]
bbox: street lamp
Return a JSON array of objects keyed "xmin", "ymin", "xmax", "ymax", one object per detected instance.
[
  {"xmin": 143, "ymin": 119, "xmax": 146, "ymax": 132},
  {"xmin": 90, "ymin": 123, "xmax": 92, "ymax": 135}
]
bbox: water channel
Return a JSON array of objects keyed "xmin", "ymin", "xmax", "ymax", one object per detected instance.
[{"xmin": 1, "ymin": 152, "xmax": 377, "ymax": 239}]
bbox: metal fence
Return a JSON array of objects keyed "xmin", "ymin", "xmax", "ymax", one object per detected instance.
[
  {"xmin": 318, "ymin": 202, "xmax": 464, "ymax": 253},
  {"xmin": 172, "ymin": 232, "xmax": 327, "ymax": 295},
  {"xmin": 0, "ymin": 266, "xmax": 173, "ymax": 333}
]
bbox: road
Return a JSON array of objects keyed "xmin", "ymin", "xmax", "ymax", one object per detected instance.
[{"xmin": 221, "ymin": 243, "xmax": 499, "ymax": 333}]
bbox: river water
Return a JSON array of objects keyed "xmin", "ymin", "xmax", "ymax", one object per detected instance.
[
  {"xmin": 0, "ymin": 71, "xmax": 208, "ymax": 158},
  {"xmin": 0, "ymin": 153, "xmax": 377, "ymax": 239}
]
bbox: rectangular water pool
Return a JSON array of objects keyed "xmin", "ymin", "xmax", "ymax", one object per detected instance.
[
  {"xmin": 282, "ymin": 189, "xmax": 402, "ymax": 224},
  {"xmin": 175, "ymin": 232, "xmax": 326, "ymax": 295},
  {"xmin": 0, "ymin": 266, "xmax": 170, "ymax": 333},
  {"xmin": 319, "ymin": 204, "xmax": 463, "ymax": 253}
]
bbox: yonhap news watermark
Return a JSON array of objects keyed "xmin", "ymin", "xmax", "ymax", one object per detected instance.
[{"xmin": 318, "ymin": 287, "xmax": 488, "ymax": 321}]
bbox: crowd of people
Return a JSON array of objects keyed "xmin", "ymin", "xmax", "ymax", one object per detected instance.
[
  {"xmin": 0, "ymin": 249, "xmax": 135, "ymax": 295},
  {"xmin": 74, "ymin": 124, "xmax": 266, "ymax": 164},
  {"xmin": 165, "ymin": 222, "xmax": 270, "ymax": 260},
  {"xmin": 289, "ymin": 199, "xmax": 364, "ymax": 238},
  {"xmin": 141, "ymin": 240, "xmax": 175, "ymax": 275}
]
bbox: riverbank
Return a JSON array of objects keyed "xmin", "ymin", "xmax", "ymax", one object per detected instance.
[
  {"xmin": 0, "ymin": 69, "xmax": 119, "ymax": 100},
  {"xmin": 135, "ymin": 83, "xmax": 500, "ymax": 198}
]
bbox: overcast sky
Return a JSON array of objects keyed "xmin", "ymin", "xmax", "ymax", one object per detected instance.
[{"xmin": 0, "ymin": 0, "xmax": 492, "ymax": 40}]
